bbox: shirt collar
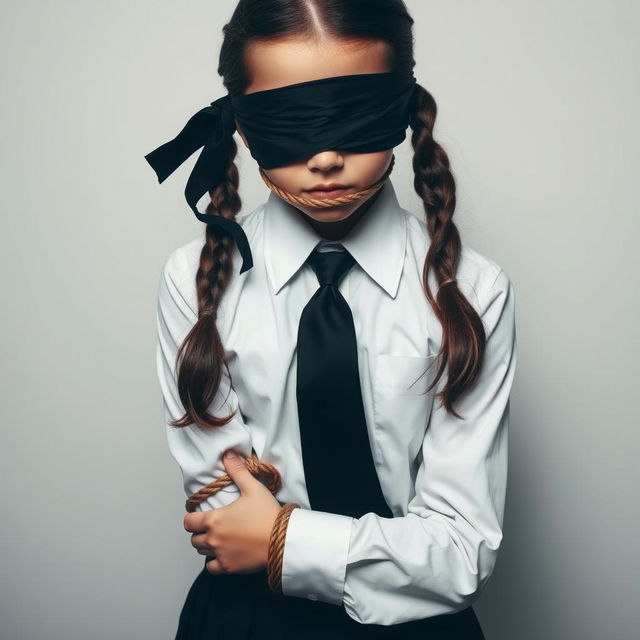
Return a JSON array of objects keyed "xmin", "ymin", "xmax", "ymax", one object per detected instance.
[{"xmin": 263, "ymin": 178, "xmax": 407, "ymax": 298}]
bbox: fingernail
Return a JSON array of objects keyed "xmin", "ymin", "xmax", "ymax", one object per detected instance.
[{"xmin": 224, "ymin": 449, "xmax": 237, "ymax": 458}]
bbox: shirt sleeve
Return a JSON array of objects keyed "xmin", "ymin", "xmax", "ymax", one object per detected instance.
[
  {"xmin": 280, "ymin": 268, "xmax": 517, "ymax": 625},
  {"xmin": 156, "ymin": 247, "xmax": 254, "ymax": 511}
]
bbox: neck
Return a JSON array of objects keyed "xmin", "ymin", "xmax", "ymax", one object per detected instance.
[{"xmin": 298, "ymin": 187, "xmax": 383, "ymax": 241}]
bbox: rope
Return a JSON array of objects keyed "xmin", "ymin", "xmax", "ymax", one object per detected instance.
[
  {"xmin": 185, "ymin": 452, "xmax": 299, "ymax": 593},
  {"xmin": 185, "ymin": 453, "xmax": 282, "ymax": 512},
  {"xmin": 267, "ymin": 501, "xmax": 299, "ymax": 593},
  {"xmin": 258, "ymin": 154, "xmax": 395, "ymax": 208}
]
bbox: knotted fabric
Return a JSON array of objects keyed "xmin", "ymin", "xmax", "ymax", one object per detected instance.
[
  {"xmin": 144, "ymin": 70, "xmax": 417, "ymax": 275},
  {"xmin": 295, "ymin": 245, "xmax": 393, "ymax": 519}
]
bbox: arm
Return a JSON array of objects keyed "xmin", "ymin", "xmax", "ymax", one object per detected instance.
[
  {"xmin": 156, "ymin": 247, "xmax": 253, "ymax": 511},
  {"xmin": 280, "ymin": 269, "xmax": 517, "ymax": 625}
]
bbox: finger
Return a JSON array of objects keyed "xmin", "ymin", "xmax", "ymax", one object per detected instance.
[
  {"xmin": 183, "ymin": 512, "xmax": 207, "ymax": 534},
  {"xmin": 221, "ymin": 449, "xmax": 258, "ymax": 495},
  {"xmin": 190, "ymin": 533, "xmax": 210, "ymax": 555},
  {"xmin": 206, "ymin": 557, "xmax": 226, "ymax": 574}
]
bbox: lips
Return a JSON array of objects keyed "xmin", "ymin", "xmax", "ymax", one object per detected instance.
[
  {"xmin": 305, "ymin": 187, "xmax": 350, "ymax": 199},
  {"xmin": 304, "ymin": 183, "xmax": 352, "ymax": 199}
]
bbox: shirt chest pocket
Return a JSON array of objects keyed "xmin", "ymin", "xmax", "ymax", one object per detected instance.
[{"xmin": 371, "ymin": 353, "xmax": 438, "ymax": 467}]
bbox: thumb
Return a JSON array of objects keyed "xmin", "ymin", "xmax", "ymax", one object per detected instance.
[{"xmin": 222, "ymin": 449, "xmax": 256, "ymax": 495}]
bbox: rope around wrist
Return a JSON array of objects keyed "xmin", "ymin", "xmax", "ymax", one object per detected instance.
[
  {"xmin": 185, "ymin": 452, "xmax": 282, "ymax": 513},
  {"xmin": 267, "ymin": 501, "xmax": 300, "ymax": 593},
  {"xmin": 184, "ymin": 451, "xmax": 298, "ymax": 593}
]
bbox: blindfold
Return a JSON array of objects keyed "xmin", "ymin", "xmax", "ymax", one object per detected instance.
[{"xmin": 144, "ymin": 70, "xmax": 417, "ymax": 274}]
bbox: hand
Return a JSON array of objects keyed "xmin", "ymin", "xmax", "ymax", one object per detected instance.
[{"xmin": 183, "ymin": 449, "xmax": 283, "ymax": 575}]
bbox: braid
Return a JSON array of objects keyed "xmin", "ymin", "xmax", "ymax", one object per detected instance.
[
  {"xmin": 197, "ymin": 156, "xmax": 242, "ymax": 320},
  {"xmin": 169, "ymin": 137, "xmax": 244, "ymax": 430},
  {"xmin": 410, "ymin": 83, "xmax": 487, "ymax": 418}
]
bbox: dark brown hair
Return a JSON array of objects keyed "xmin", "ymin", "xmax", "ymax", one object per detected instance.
[{"xmin": 171, "ymin": 0, "xmax": 486, "ymax": 428}]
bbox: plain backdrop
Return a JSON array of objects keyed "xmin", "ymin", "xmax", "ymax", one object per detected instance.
[{"xmin": 1, "ymin": 1, "xmax": 638, "ymax": 638}]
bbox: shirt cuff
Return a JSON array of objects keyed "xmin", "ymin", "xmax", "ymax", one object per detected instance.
[{"xmin": 280, "ymin": 507, "xmax": 354, "ymax": 606}]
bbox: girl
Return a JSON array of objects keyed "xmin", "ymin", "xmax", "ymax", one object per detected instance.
[{"xmin": 149, "ymin": 1, "xmax": 517, "ymax": 638}]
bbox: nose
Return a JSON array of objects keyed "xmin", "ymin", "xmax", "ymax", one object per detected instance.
[{"xmin": 306, "ymin": 150, "xmax": 345, "ymax": 172}]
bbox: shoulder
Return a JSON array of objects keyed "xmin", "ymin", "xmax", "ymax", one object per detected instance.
[
  {"xmin": 403, "ymin": 209, "xmax": 512, "ymax": 308},
  {"xmin": 160, "ymin": 201, "xmax": 267, "ymax": 311}
]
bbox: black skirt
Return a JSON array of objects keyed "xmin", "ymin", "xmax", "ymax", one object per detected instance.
[{"xmin": 175, "ymin": 561, "xmax": 486, "ymax": 639}]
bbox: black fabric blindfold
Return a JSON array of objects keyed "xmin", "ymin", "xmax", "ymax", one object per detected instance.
[{"xmin": 145, "ymin": 70, "xmax": 417, "ymax": 274}]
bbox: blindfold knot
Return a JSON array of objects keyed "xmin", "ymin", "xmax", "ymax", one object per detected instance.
[
  {"xmin": 145, "ymin": 94, "xmax": 253, "ymax": 274},
  {"xmin": 145, "ymin": 71, "xmax": 417, "ymax": 276}
]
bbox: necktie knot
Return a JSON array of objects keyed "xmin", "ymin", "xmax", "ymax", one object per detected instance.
[{"xmin": 308, "ymin": 246, "xmax": 356, "ymax": 287}]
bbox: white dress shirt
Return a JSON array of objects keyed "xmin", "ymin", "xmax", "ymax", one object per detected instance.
[{"xmin": 156, "ymin": 179, "xmax": 517, "ymax": 626}]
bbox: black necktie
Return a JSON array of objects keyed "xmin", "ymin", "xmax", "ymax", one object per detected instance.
[{"xmin": 295, "ymin": 245, "xmax": 393, "ymax": 519}]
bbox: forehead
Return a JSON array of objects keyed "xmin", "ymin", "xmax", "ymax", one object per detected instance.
[{"xmin": 243, "ymin": 37, "xmax": 393, "ymax": 94}]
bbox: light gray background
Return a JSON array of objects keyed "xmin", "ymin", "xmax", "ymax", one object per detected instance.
[{"xmin": 1, "ymin": 1, "xmax": 638, "ymax": 638}]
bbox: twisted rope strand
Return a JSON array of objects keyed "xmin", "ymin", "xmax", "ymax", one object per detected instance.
[
  {"xmin": 267, "ymin": 501, "xmax": 300, "ymax": 593},
  {"xmin": 185, "ymin": 453, "xmax": 282, "ymax": 512},
  {"xmin": 258, "ymin": 154, "xmax": 395, "ymax": 208},
  {"xmin": 185, "ymin": 453, "xmax": 298, "ymax": 593}
]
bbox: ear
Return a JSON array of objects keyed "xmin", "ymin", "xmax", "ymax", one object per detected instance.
[{"xmin": 234, "ymin": 119, "xmax": 249, "ymax": 149}]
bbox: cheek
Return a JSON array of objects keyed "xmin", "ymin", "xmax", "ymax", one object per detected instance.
[
  {"xmin": 263, "ymin": 166, "xmax": 301, "ymax": 190},
  {"xmin": 355, "ymin": 151, "xmax": 394, "ymax": 181}
]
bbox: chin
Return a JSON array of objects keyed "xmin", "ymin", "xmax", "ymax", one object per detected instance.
[{"xmin": 305, "ymin": 207, "xmax": 354, "ymax": 222}]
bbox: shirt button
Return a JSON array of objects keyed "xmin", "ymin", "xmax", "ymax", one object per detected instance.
[{"xmin": 307, "ymin": 593, "xmax": 318, "ymax": 601}]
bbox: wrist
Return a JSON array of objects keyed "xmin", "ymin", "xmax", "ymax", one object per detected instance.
[{"xmin": 266, "ymin": 502, "xmax": 299, "ymax": 593}]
